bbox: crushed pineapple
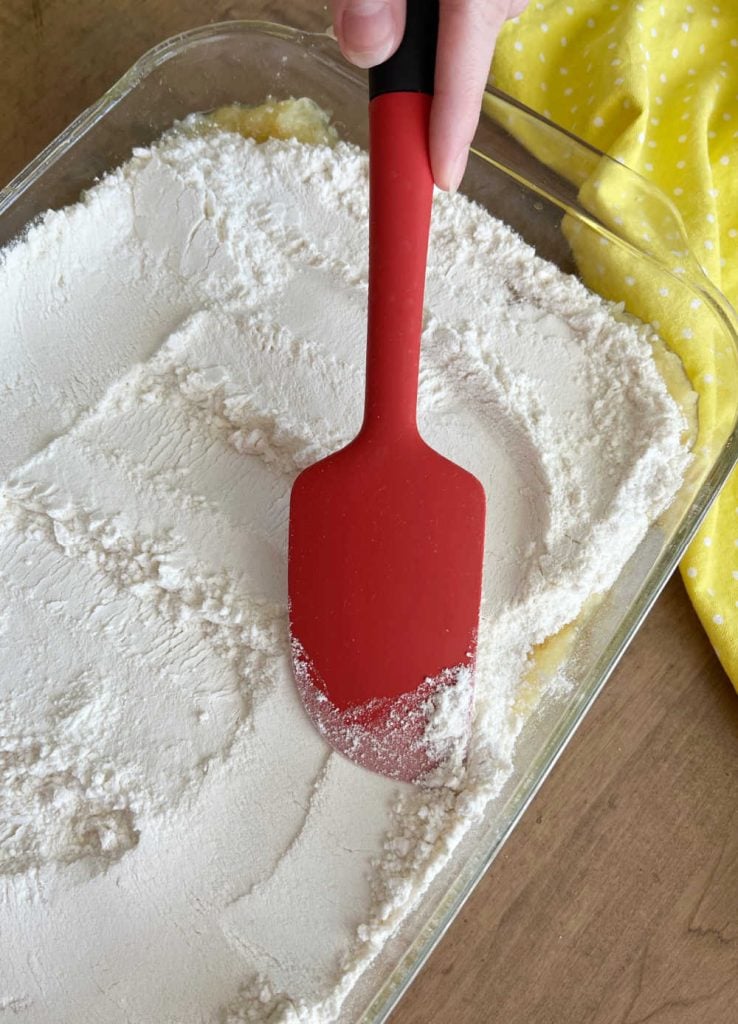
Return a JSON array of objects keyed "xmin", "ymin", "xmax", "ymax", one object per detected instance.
[{"xmin": 208, "ymin": 97, "xmax": 338, "ymax": 146}]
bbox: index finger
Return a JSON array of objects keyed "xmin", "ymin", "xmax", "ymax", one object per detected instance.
[{"xmin": 430, "ymin": 0, "xmax": 511, "ymax": 192}]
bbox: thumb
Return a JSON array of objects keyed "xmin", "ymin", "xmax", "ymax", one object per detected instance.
[{"xmin": 331, "ymin": 0, "xmax": 406, "ymax": 70}]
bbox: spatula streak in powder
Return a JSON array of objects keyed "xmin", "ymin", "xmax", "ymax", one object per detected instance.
[{"xmin": 288, "ymin": 0, "xmax": 486, "ymax": 782}]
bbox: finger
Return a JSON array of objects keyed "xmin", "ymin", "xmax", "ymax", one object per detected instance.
[
  {"xmin": 431, "ymin": 1, "xmax": 511, "ymax": 192},
  {"xmin": 331, "ymin": 0, "xmax": 406, "ymax": 70}
]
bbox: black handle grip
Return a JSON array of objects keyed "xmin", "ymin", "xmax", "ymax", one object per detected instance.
[{"xmin": 368, "ymin": 0, "xmax": 439, "ymax": 99}]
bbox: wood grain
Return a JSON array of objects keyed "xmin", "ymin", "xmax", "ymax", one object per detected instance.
[{"xmin": 1, "ymin": 3, "xmax": 737, "ymax": 1022}]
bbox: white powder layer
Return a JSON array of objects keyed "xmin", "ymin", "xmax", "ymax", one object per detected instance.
[{"xmin": 0, "ymin": 127, "xmax": 689, "ymax": 1023}]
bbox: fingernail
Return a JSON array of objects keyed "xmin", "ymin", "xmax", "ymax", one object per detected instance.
[
  {"xmin": 342, "ymin": 2, "xmax": 396, "ymax": 69},
  {"xmin": 447, "ymin": 149, "xmax": 469, "ymax": 195}
]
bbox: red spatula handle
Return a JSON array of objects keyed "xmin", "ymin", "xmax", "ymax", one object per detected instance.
[{"xmin": 363, "ymin": 0, "xmax": 439, "ymax": 440}]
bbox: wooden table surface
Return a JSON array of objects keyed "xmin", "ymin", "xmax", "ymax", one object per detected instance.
[{"xmin": 2, "ymin": 2, "xmax": 737, "ymax": 1022}]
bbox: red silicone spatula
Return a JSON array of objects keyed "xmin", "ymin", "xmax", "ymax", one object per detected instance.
[{"xmin": 288, "ymin": 0, "xmax": 486, "ymax": 782}]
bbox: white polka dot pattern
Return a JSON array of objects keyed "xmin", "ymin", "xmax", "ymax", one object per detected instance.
[{"xmin": 492, "ymin": 0, "xmax": 738, "ymax": 690}]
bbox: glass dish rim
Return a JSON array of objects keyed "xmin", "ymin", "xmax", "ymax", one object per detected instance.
[{"xmin": 2, "ymin": 18, "xmax": 738, "ymax": 1024}]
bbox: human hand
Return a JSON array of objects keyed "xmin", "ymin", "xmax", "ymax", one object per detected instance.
[{"xmin": 331, "ymin": 0, "xmax": 529, "ymax": 192}]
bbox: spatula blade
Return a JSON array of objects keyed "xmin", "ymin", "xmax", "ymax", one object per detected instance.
[{"xmin": 288, "ymin": 435, "xmax": 485, "ymax": 782}]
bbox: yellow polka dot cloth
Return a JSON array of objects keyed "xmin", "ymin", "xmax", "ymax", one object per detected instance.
[{"xmin": 491, "ymin": 0, "xmax": 738, "ymax": 692}]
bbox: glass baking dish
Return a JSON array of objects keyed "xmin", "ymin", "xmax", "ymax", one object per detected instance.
[{"xmin": 2, "ymin": 17, "xmax": 737, "ymax": 1024}]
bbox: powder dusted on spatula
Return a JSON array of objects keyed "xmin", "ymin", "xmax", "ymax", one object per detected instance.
[
  {"xmin": 0, "ymin": 119, "xmax": 689, "ymax": 1023},
  {"xmin": 292, "ymin": 639, "xmax": 474, "ymax": 785}
]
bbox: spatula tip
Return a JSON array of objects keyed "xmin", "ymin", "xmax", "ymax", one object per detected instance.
[{"xmin": 291, "ymin": 635, "xmax": 475, "ymax": 785}]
